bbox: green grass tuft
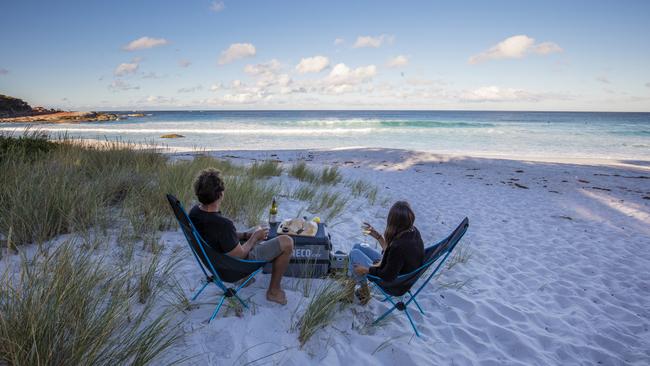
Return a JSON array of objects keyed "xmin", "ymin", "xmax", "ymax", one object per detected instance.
[{"xmin": 249, "ymin": 160, "xmax": 283, "ymax": 178}]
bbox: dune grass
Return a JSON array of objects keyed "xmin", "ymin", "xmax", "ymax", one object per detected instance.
[
  {"xmin": 249, "ymin": 160, "xmax": 283, "ymax": 178},
  {"xmin": 0, "ymin": 133, "xmax": 280, "ymax": 246},
  {"xmin": 296, "ymin": 277, "xmax": 351, "ymax": 346},
  {"xmin": 346, "ymin": 179, "xmax": 379, "ymax": 205},
  {"xmin": 289, "ymin": 161, "xmax": 318, "ymax": 183},
  {"xmin": 319, "ymin": 166, "xmax": 342, "ymax": 185},
  {"xmin": 0, "ymin": 241, "xmax": 181, "ymax": 365}
]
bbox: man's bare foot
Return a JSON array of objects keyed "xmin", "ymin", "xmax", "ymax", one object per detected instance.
[{"xmin": 266, "ymin": 289, "xmax": 287, "ymax": 305}]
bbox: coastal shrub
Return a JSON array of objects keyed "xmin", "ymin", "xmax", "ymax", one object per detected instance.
[
  {"xmin": 249, "ymin": 160, "xmax": 283, "ymax": 178},
  {"xmin": 0, "ymin": 241, "xmax": 181, "ymax": 365}
]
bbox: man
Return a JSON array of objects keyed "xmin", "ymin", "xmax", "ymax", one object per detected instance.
[{"xmin": 188, "ymin": 168, "xmax": 294, "ymax": 305}]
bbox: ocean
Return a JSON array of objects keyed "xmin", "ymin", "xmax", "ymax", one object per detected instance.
[{"xmin": 1, "ymin": 110, "xmax": 649, "ymax": 161}]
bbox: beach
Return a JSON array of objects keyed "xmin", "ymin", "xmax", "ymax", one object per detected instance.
[
  {"xmin": 150, "ymin": 148, "xmax": 649, "ymax": 365},
  {"xmin": 4, "ymin": 140, "xmax": 647, "ymax": 365}
]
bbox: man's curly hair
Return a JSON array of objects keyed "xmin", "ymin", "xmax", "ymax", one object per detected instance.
[{"xmin": 193, "ymin": 168, "xmax": 225, "ymax": 204}]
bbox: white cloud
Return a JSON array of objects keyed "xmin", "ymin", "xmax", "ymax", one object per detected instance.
[
  {"xmin": 108, "ymin": 80, "xmax": 140, "ymax": 91},
  {"xmin": 469, "ymin": 35, "xmax": 562, "ymax": 64},
  {"xmin": 178, "ymin": 59, "xmax": 191, "ymax": 68},
  {"xmin": 210, "ymin": 1, "xmax": 225, "ymax": 12},
  {"xmin": 533, "ymin": 41, "xmax": 563, "ymax": 55},
  {"xmin": 295, "ymin": 56, "xmax": 330, "ymax": 74},
  {"xmin": 596, "ymin": 76, "xmax": 610, "ymax": 84},
  {"xmin": 244, "ymin": 59, "xmax": 281, "ymax": 76},
  {"xmin": 114, "ymin": 62, "xmax": 139, "ymax": 76},
  {"xmin": 145, "ymin": 95, "xmax": 177, "ymax": 104},
  {"xmin": 123, "ymin": 36, "xmax": 169, "ymax": 51},
  {"xmin": 210, "ymin": 83, "xmax": 222, "ymax": 91},
  {"xmin": 334, "ymin": 38, "xmax": 345, "ymax": 46},
  {"xmin": 460, "ymin": 86, "xmax": 539, "ymax": 102},
  {"xmin": 353, "ymin": 34, "xmax": 394, "ymax": 48},
  {"xmin": 0, "ymin": 68, "xmax": 8, "ymax": 75},
  {"xmin": 218, "ymin": 43, "xmax": 256, "ymax": 64},
  {"xmin": 320, "ymin": 63, "xmax": 377, "ymax": 94},
  {"xmin": 178, "ymin": 85, "xmax": 203, "ymax": 93},
  {"xmin": 387, "ymin": 55, "xmax": 409, "ymax": 68}
]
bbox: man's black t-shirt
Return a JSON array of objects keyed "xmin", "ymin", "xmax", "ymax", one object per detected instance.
[{"xmin": 188, "ymin": 205, "xmax": 239, "ymax": 253}]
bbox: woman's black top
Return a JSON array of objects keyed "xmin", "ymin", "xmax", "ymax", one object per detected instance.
[{"xmin": 368, "ymin": 227, "xmax": 424, "ymax": 283}]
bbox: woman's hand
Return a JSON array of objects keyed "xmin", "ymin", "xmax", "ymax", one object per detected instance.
[
  {"xmin": 353, "ymin": 264, "xmax": 369, "ymax": 275},
  {"xmin": 363, "ymin": 222, "xmax": 381, "ymax": 240}
]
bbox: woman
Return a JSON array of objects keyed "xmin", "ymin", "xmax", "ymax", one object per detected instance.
[{"xmin": 349, "ymin": 201, "xmax": 425, "ymax": 304}]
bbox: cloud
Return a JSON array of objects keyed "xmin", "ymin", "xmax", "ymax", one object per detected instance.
[
  {"xmin": 144, "ymin": 95, "xmax": 177, "ymax": 104},
  {"xmin": 596, "ymin": 76, "xmax": 610, "ymax": 84},
  {"xmin": 460, "ymin": 86, "xmax": 541, "ymax": 102},
  {"xmin": 210, "ymin": 83, "xmax": 222, "ymax": 91},
  {"xmin": 244, "ymin": 59, "xmax": 281, "ymax": 76},
  {"xmin": 218, "ymin": 43, "xmax": 256, "ymax": 64},
  {"xmin": 321, "ymin": 63, "xmax": 377, "ymax": 93},
  {"xmin": 178, "ymin": 85, "xmax": 203, "ymax": 93},
  {"xmin": 469, "ymin": 35, "xmax": 562, "ymax": 64},
  {"xmin": 114, "ymin": 62, "xmax": 139, "ymax": 76},
  {"xmin": 353, "ymin": 34, "xmax": 394, "ymax": 48},
  {"xmin": 334, "ymin": 38, "xmax": 345, "ymax": 46},
  {"xmin": 123, "ymin": 36, "xmax": 169, "ymax": 51},
  {"xmin": 178, "ymin": 59, "xmax": 191, "ymax": 68},
  {"xmin": 295, "ymin": 56, "xmax": 330, "ymax": 74},
  {"xmin": 387, "ymin": 55, "xmax": 409, "ymax": 68},
  {"xmin": 0, "ymin": 68, "xmax": 8, "ymax": 75},
  {"xmin": 210, "ymin": 1, "xmax": 225, "ymax": 12},
  {"xmin": 108, "ymin": 80, "xmax": 140, "ymax": 91}
]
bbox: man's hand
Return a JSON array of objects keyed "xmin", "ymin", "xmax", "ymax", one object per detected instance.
[
  {"xmin": 251, "ymin": 228, "xmax": 269, "ymax": 243},
  {"xmin": 353, "ymin": 264, "xmax": 369, "ymax": 275}
]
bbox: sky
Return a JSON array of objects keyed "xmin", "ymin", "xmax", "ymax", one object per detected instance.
[{"xmin": 1, "ymin": 0, "xmax": 649, "ymax": 111}]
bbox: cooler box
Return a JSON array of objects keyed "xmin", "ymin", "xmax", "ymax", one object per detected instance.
[{"xmin": 263, "ymin": 221, "xmax": 332, "ymax": 278}]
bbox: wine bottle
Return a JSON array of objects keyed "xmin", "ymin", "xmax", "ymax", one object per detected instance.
[{"xmin": 269, "ymin": 198, "xmax": 278, "ymax": 224}]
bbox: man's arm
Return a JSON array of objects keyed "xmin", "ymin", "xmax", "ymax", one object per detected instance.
[{"xmin": 227, "ymin": 228, "xmax": 267, "ymax": 259}]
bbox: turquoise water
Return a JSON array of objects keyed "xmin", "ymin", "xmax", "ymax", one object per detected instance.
[{"xmin": 1, "ymin": 111, "xmax": 649, "ymax": 160}]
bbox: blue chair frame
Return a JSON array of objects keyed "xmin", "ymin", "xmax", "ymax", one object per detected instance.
[
  {"xmin": 367, "ymin": 218, "xmax": 469, "ymax": 337},
  {"xmin": 166, "ymin": 194, "xmax": 268, "ymax": 323}
]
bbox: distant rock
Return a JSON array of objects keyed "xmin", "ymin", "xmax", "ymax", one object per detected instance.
[
  {"xmin": 0, "ymin": 94, "xmax": 33, "ymax": 118},
  {"xmin": 0, "ymin": 111, "xmax": 120, "ymax": 123},
  {"xmin": 160, "ymin": 133, "xmax": 185, "ymax": 138},
  {"xmin": 0, "ymin": 94, "xmax": 120, "ymax": 123}
]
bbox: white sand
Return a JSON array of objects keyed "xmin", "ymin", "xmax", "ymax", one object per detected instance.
[{"xmin": 3, "ymin": 148, "xmax": 650, "ymax": 365}]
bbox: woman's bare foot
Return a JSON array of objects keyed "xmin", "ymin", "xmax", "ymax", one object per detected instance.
[{"xmin": 266, "ymin": 289, "xmax": 287, "ymax": 305}]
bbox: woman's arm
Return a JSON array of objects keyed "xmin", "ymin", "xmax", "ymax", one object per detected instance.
[{"xmin": 364, "ymin": 222, "xmax": 388, "ymax": 251}]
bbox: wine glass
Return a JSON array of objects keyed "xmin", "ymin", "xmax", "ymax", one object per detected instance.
[{"xmin": 361, "ymin": 223, "xmax": 371, "ymax": 247}]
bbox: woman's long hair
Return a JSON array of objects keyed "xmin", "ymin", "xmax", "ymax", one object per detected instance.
[{"xmin": 384, "ymin": 201, "xmax": 415, "ymax": 246}]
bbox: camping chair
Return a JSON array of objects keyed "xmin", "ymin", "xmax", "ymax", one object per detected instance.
[
  {"xmin": 367, "ymin": 217, "xmax": 469, "ymax": 337},
  {"xmin": 166, "ymin": 194, "xmax": 269, "ymax": 323}
]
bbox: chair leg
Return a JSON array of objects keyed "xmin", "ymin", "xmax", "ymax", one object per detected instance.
[
  {"xmin": 209, "ymin": 295, "xmax": 227, "ymax": 323},
  {"xmin": 192, "ymin": 281, "xmax": 210, "ymax": 301},
  {"xmin": 408, "ymin": 291, "xmax": 425, "ymax": 315},
  {"xmin": 233, "ymin": 293, "xmax": 248, "ymax": 309},
  {"xmin": 373, "ymin": 304, "xmax": 398, "ymax": 324},
  {"xmin": 403, "ymin": 307, "xmax": 421, "ymax": 337}
]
